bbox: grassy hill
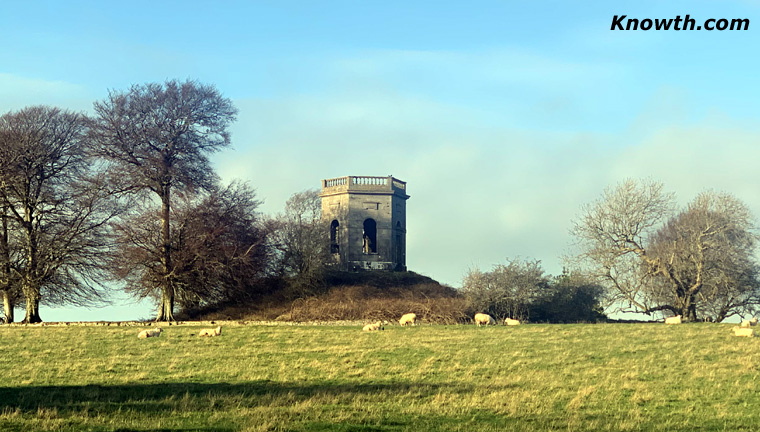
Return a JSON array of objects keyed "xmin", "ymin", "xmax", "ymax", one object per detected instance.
[
  {"xmin": 1, "ymin": 322, "xmax": 758, "ymax": 431},
  {"xmin": 177, "ymin": 270, "xmax": 468, "ymax": 324}
]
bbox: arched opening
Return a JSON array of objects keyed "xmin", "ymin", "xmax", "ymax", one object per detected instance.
[
  {"xmin": 330, "ymin": 220, "xmax": 340, "ymax": 253},
  {"xmin": 363, "ymin": 218, "xmax": 377, "ymax": 254}
]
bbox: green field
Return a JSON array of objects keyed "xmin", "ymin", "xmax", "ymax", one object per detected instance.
[{"xmin": 1, "ymin": 322, "xmax": 758, "ymax": 431}]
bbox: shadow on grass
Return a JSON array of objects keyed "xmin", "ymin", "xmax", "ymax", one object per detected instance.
[{"xmin": 0, "ymin": 380, "xmax": 474, "ymax": 415}]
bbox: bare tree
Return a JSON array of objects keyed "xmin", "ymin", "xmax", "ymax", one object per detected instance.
[
  {"xmin": 572, "ymin": 179, "xmax": 760, "ymax": 321},
  {"xmin": 173, "ymin": 181, "xmax": 269, "ymax": 308},
  {"xmin": 90, "ymin": 80, "xmax": 238, "ymax": 321},
  {"xmin": 571, "ymin": 179, "xmax": 673, "ymax": 316},
  {"xmin": 647, "ymin": 192, "xmax": 760, "ymax": 321},
  {"xmin": 461, "ymin": 258, "xmax": 549, "ymax": 320},
  {"xmin": 269, "ymin": 189, "xmax": 332, "ymax": 297},
  {"xmin": 0, "ymin": 106, "xmax": 118, "ymax": 323},
  {"xmin": 110, "ymin": 181, "xmax": 269, "ymax": 311}
]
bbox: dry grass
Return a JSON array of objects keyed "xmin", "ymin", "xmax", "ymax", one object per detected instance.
[
  {"xmin": 283, "ymin": 284, "xmax": 469, "ymax": 323},
  {"xmin": 179, "ymin": 271, "xmax": 467, "ymax": 323}
]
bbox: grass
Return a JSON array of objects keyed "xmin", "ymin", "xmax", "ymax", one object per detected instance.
[{"xmin": 0, "ymin": 322, "xmax": 759, "ymax": 431}]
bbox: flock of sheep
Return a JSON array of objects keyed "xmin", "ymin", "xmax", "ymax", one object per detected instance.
[
  {"xmin": 650, "ymin": 313, "xmax": 758, "ymax": 337},
  {"xmin": 137, "ymin": 325, "xmax": 221, "ymax": 338},
  {"xmin": 134, "ymin": 314, "xmax": 759, "ymax": 338},
  {"xmin": 360, "ymin": 312, "xmax": 760, "ymax": 337},
  {"xmin": 360, "ymin": 312, "xmax": 522, "ymax": 332}
]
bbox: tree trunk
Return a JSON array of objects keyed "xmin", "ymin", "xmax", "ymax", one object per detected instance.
[
  {"xmin": 2, "ymin": 289, "xmax": 12, "ymax": 324},
  {"xmin": 157, "ymin": 187, "xmax": 174, "ymax": 322},
  {"xmin": 156, "ymin": 286, "xmax": 174, "ymax": 322},
  {"xmin": 687, "ymin": 300, "xmax": 697, "ymax": 322},
  {"xmin": 21, "ymin": 218, "xmax": 41, "ymax": 323},
  {"xmin": 22, "ymin": 290, "xmax": 41, "ymax": 324},
  {"xmin": 0, "ymin": 208, "xmax": 11, "ymax": 324}
]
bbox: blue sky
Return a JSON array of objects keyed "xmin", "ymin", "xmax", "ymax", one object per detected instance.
[{"xmin": 2, "ymin": 1, "xmax": 759, "ymax": 321}]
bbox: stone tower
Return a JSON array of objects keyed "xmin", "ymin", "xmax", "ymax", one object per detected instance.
[{"xmin": 320, "ymin": 175, "xmax": 409, "ymax": 271}]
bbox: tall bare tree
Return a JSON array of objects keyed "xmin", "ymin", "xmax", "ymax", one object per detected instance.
[
  {"xmin": 90, "ymin": 80, "xmax": 238, "ymax": 321},
  {"xmin": 572, "ymin": 179, "xmax": 760, "ymax": 321},
  {"xmin": 0, "ymin": 106, "xmax": 118, "ymax": 323}
]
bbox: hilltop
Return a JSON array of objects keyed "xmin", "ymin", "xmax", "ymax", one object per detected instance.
[{"xmin": 175, "ymin": 270, "xmax": 468, "ymax": 324}]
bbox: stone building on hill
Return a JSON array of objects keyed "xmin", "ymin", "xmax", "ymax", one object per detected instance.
[{"xmin": 320, "ymin": 175, "xmax": 409, "ymax": 271}]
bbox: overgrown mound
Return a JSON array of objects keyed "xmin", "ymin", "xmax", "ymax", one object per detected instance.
[{"xmin": 177, "ymin": 271, "xmax": 468, "ymax": 323}]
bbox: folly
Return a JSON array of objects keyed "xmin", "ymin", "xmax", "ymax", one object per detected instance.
[{"xmin": 320, "ymin": 176, "xmax": 409, "ymax": 271}]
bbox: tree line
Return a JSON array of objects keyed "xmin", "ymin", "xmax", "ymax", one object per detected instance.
[
  {"xmin": 0, "ymin": 79, "xmax": 332, "ymax": 323},
  {"xmin": 463, "ymin": 180, "xmax": 760, "ymax": 323}
]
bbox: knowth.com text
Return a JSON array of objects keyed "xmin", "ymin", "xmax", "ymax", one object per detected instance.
[{"xmin": 611, "ymin": 15, "xmax": 749, "ymax": 31}]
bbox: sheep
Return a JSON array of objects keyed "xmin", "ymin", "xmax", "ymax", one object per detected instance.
[
  {"xmin": 399, "ymin": 313, "xmax": 416, "ymax": 326},
  {"xmin": 740, "ymin": 317, "xmax": 758, "ymax": 328},
  {"xmin": 504, "ymin": 318, "xmax": 521, "ymax": 326},
  {"xmin": 198, "ymin": 326, "xmax": 222, "ymax": 337},
  {"xmin": 664, "ymin": 315, "xmax": 682, "ymax": 325},
  {"xmin": 362, "ymin": 321, "xmax": 383, "ymax": 331},
  {"xmin": 137, "ymin": 327, "xmax": 163, "ymax": 338},
  {"xmin": 474, "ymin": 313, "xmax": 496, "ymax": 327},
  {"xmin": 732, "ymin": 326, "xmax": 754, "ymax": 337}
]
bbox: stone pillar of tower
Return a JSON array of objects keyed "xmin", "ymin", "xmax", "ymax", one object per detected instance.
[{"xmin": 320, "ymin": 176, "xmax": 409, "ymax": 271}]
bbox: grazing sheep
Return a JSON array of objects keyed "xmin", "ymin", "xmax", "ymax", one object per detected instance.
[
  {"xmin": 137, "ymin": 327, "xmax": 163, "ymax": 339},
  {"xmin": 474, "ymin": 313, "xmax": 496, "ymax": 327},
  {"xmin": 198, "ymin": 326, "xmax": 222, "ymax": 337},
  {"xmin": 733, "ymin": 326, "xmax": 755, "ymax": 337},
  {"xmin": 664, "ymin": 315, "xmax": 682, "ymax": 325},
  {"xmin": 399, "ymin": 313, "xmax": 416, "ymax": 326},
  {"xmin": 362, "ymin": 321, "xmax": 383, "ymax": 331},
  {"xmin": 504, "ymin": 318, "xmax": 521, "ymax": 326},
  {"xmin": 740, "ymin": 317, "xmax": 758, "ymax": 328}
]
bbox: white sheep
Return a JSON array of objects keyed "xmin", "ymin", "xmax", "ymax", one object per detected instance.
[
  {"xmin": 137, "ymin": 327, "xmax": 163, "ymax": 338},
  {"xmin": 474, "ymin": 313, "xmax": 496, "ymax": 327},
  {"xmin": 664, "ymin": 315, "xmax": 682, "ymax": 325},
  {"xmin": 198, "ymin": 326, "xmax": 222, "ymax": 337},
  {"xmin": 504, "ymin": 318, "xmax": 521, "ymax": 326},
  {"xmin": 362, "ymin": 321, "xmax": 383, "ymax": 331},
  {"xmin": 399, "ymin": 313, "xmax": 416, "ymax": 326},
  {"xmin": 733, "ymin": 326, "xmax": 754, "ymax": 337},
  {"xmin": 740, "ymin": 317, "xmax": 758, "ymax": 328}
]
